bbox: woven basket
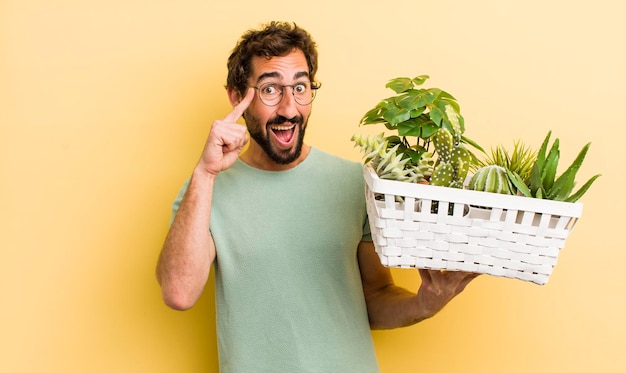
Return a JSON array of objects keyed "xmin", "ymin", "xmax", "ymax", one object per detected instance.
[{"xmin": 363, "ymin": 167, "xmax": 584, "ymax": 285}]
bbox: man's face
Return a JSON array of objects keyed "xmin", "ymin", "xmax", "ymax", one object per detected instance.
[{"xmin": 243, "ymin": 49, "xmax": 313, "ymax": 165}]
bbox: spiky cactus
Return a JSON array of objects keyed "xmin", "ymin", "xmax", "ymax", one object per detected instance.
[
  {"xmin": 468, "ymin": 165, "xmax": 515, "ymax": 194},
  {"xmin": 430, "ymin": 128, "xmax": 471, "ymax": 188}
]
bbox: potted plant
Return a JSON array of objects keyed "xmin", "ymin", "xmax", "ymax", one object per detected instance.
[
  {"xmin": 353, "ymin": 75, "xmax": 600, "ymax": 285},
  {"xmin": 352, "ymin": 75, "xmax": 483, "ymax": 187}
]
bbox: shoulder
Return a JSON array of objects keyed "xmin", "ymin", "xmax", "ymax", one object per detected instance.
[
  {"xmin": 307, "ymin": 148, "xmax": 365, "ymax": 190},
  {"xmin": 309, "ymin": 148, "xmax": 364, "ymax": 175}
]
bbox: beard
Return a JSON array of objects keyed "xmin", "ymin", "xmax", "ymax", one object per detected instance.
[{"xmin": 244, "ymin": 112, "xmax": 307, "ymax": 165}]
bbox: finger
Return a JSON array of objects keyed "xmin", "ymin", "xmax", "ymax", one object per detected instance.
[
  {"xmin": 418, "ymin": 268, "xmax": 434, "ymax": 283},
  {"xmin": 222, "ymin": 131, "xmax": 249, "ymax": 152},
  {"xmin": 449, "ymin": 271, "xmax": 480, "ymax": 291},
  {"xmin": 223, "ymin": 88, "xmax": 255, "ymax": 123}
]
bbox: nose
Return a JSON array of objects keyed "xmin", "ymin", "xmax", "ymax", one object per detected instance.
[{"xmin": 275, "ymin": 88, "xmax": 299, "ymax": 118}]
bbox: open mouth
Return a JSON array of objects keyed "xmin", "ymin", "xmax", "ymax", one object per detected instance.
[{"xmin": 270, "ymin": 123, "xmax": 296, "ymax": 146}]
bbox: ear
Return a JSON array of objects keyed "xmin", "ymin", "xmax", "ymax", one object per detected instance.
[{"xmin": 227, "ymin": 87, "xmax": 241, "ymax": 107}]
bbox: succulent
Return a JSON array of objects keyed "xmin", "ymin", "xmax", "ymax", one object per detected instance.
[
  {"xmin": 469, "ymin": 141, "xmax": 537, "ymax": 194},
  {"xmin": 430, "ymin": 128, "xmax": 472, "ymax": 188},
  {"xmin": 474, "ymin": 141, "xmax": 537, "ymax": 186},
  {"xmin": 351, "ymin": 133, "xmax": 433, "ymax": 183},
  {"xmin": 507, "ymin": 131, "xmax": 601, "ymax": 202},
  {"xmin": 468, "ymin": 165, "xmax": 515, "ymax": 195},
  {"xmin": 352, "ymin": 75, "xmax": 483, "ymax": 187}
]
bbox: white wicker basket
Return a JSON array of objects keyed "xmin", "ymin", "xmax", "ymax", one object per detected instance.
[{"xmin": 363, "ymin": 167, "xmax": 584, "ymax": 285}]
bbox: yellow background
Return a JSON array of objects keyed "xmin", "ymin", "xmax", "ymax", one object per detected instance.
[{"xmin": 2, "ymin": 0, "xmax": 625, "ymax": 372}]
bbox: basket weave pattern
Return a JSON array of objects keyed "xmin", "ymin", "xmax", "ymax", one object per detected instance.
[{"xmin": 363, "ymin": 167, "xmax": 583, "ymax": 285}]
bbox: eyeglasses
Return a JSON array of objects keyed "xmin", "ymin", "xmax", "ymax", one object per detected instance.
[{"xmin": 249, "ymin": 81, "xmax": 321, "ymax": 107}]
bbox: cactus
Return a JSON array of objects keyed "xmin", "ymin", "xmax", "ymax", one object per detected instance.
[
  {"xmin": 473, "ymin": 140, "xmax": 536, "ymax": 187},
  {"xmin": 430, "ymin": 128, "xmax": 471, "ymax": 188},
  {"xmin": 468, "ymin": 165, "xmax": 515, "ymax": 195},
  {"xmin": 468, "ymin": 141, "xmax": 536, "ymax": 195}
]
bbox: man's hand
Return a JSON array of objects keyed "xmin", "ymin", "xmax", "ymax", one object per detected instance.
[
  {"xmin": 197, "ymin": 89, "xmax": 255, "ymax": 175},
  {"xmin": 416, "ymin": 269, "xmax": 480, "ymax": 319},
  {"xmin": 358, "ymin": 241, "xmax": 480, "ymax": 329}
]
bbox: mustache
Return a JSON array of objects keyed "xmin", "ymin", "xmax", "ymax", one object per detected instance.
[{"xmin": 267, "ymin": 115, "xmax": 303, "ymax": 126}]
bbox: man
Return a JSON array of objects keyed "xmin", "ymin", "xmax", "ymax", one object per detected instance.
[{"xmin": 156, "ymin": 21, "xmax": 478, "ymax": 372}]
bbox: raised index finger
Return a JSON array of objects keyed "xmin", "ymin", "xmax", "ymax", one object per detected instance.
[{"xmin": 223, "ymin": 88, "xmax": 255, "ymax": 123}]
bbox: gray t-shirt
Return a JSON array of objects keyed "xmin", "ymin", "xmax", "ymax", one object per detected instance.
[{"xmin": 172, "ymin": 148, "xmax": 378, "ymax": 372}]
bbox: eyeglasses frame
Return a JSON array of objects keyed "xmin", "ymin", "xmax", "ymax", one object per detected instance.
[{"xmin": 248, "ymin": 81, "xmax": 322, "ymax": 107}]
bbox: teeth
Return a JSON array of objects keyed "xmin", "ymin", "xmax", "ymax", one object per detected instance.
[{"xmin": 270, "ymin": 124, "xmax": 294, "ymax": 131}]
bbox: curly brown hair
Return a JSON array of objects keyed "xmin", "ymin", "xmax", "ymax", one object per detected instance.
[{"xmin": 226, "ymin": 21, "xmax": 319, "ymax": 95}]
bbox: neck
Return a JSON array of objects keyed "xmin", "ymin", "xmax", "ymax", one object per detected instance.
[{"xmin": 240, "ymin": 143, "xmax": 311, "ymax": 171}]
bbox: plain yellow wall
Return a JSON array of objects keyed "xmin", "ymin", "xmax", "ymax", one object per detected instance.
[{"xmin": 2, "ymin": 0, "xmax": 625, "ymax": 372}]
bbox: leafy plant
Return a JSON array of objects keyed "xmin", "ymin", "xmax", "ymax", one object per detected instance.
[
  {"xmin": 507, "ymin": 131, "xmax": 601, "ymax": 202},
  {"xmin": 352, "ymin": 77, "xmax": 600, "ymax": 203},
  {"xmin": 352, "ymin": 75, "xmax": 483, "ymax": 187}
]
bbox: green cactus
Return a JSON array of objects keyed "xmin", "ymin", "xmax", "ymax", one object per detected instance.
[
  {"xmin": 431, "ymin": 162, "xmax": 454, "ymax": 186},
  {"xmin": 468, "ymin": 165, "xmax": 515, "ymax": 195},
  {"xmin": 430, "ymin": 128, "xmax": 471, "ymax": 188}
]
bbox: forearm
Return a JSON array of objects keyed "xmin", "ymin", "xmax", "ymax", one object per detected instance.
[
  {"xmin": 157, "ymin": 169, "xmax": 216, "ymax": 310},
  {"xmin": 358, "ymin": 241, "xmax": 476, "ymax": 329}
]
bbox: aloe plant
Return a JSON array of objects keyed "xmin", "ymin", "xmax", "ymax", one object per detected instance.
[{"xmin": 507, "ymin": 131, "xmax": 601, "ymax": 202}]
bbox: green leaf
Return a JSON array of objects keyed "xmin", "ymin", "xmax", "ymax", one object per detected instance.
[
  {"xmin": 564, "ymin": 142, "xmax": 592, "ymax": 176},
  {"xmin": 382, "ymin": 105, "xmax": 411, "ymax": 126},
  {"xmin": 542, "ymin": 138, "xmax": 560, "ymax": 191},
  {"xmin": 548, "ymin": 171, "xmax": 575, "ymax": 201},
  {"xmin": 393, "ymin": 116, "xmax": 435, "ymax": 139},
  {"xmin": 535, "ymin": 187, "xmax": 544, "ymax": 199},
  {"xmin": 428, "ymin": 106, "xmax": 445, "ymax": 126},
  {"xmin": 409, "ymin": 107, "xmax": 426, "ymax": 118},
  {"xmin": 360, "ymin": 106, "xmax": 385, "ymax": 125},
  {"xmin": 530, "ymin": 131, "xmax": 552, "ymax": 195},
  {"xmin": 438, "ymin": 90, "xmax": 458, "ymax": 101},
  {"xmin": 385, "ymin": 135, "xmax": 403, "ymax": 146},
  {"xmin": 406, "ymin": 148, "xmax": 425, "ymax": 164},
  {"xmin": 547, "ymin": 141, "xmax": 591, "ymax": 198},
  {"xmin": 425, "ymin": 88, "xmax": 442, "ymax": 104},
  {"xmin": 438, "ymin": 96, "xmax": 461, "ymax": 114},
  {"xmin": 419, "ymin": 121, "xmax": 439, "ymax": 138},
  {"xmin": 565, "ymin": 174, "xmax": 601, "ymax": 202},
  {"xmin": 397, "ymin": 90, "xmax": 427, "ymax": 111},
  {"xmin": 462, "ymin": 137, "xmax": 484, "ymax": 154},
  {"xmin": 412, "ymin": 75, "xmax": 430, "ymax": 86},
  {"xmin": 397, "ymin": 117, "xmax": 429, "ymax": 137},
  {"xmin": 386, "ymin": 77, "xmax": 413, "ymax": 93},
  {"xmin": 507, "ymin": 169, "xmax": 532, "ymax": 197}
]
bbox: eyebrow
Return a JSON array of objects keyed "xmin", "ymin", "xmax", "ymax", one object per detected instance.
[{"xmin": 256, "ymin": 71, "xmax": 310, "ymax": 84}]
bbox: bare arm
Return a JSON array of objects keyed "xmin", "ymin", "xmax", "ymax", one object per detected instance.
[
  {"xmin": 156, "ymin": 89, "xmax": 254, "ymax": 310},
  {"xmin": 357, "ymin": 241, "xmax": 479, "ymax": 329}
]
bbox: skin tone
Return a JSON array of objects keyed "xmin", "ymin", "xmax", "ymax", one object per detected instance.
[{"xmin": 156, "ymin": 49, "xmax": 479, "ymax": 328}]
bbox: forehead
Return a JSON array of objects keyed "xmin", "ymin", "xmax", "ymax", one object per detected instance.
[{"xmin": 250, "ymin": 49, "xmax": 309, "ymax": 83}]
